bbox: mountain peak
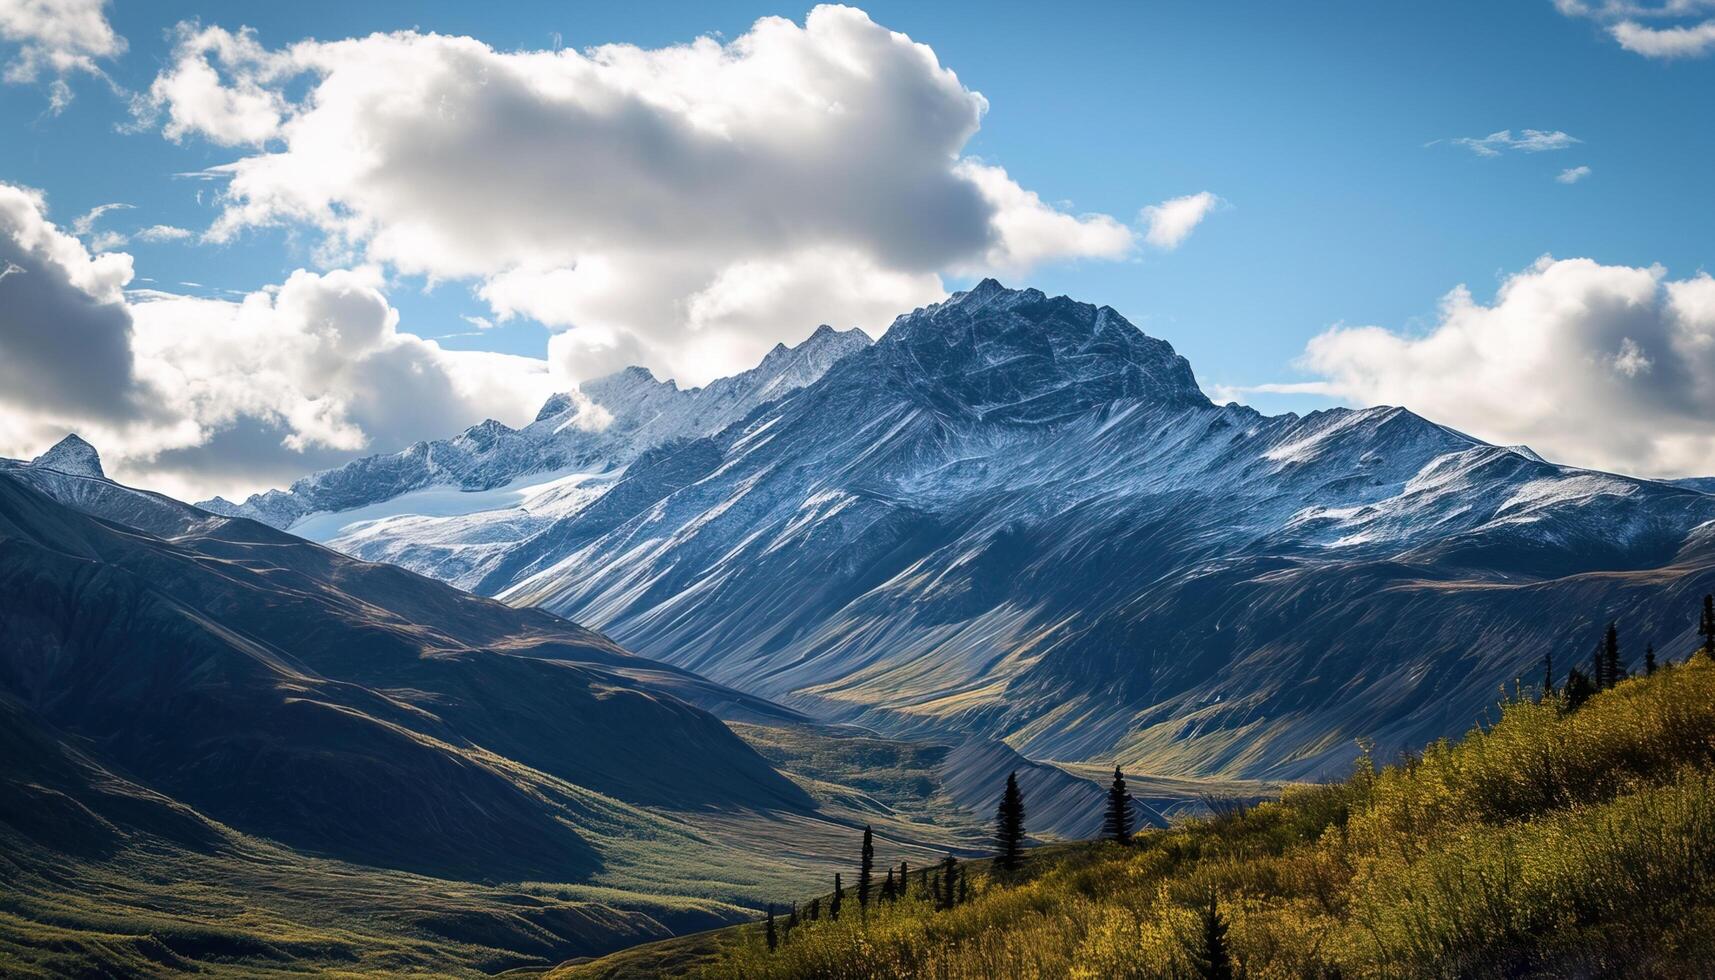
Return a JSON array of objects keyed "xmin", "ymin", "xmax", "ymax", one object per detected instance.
[
  {"xmin": 29, "ymin": 434, "xmax": 104, "ymax": 479},
  {"xmin": 879, "ymin": 283, "xmax": 1209, "ymax": 418}
]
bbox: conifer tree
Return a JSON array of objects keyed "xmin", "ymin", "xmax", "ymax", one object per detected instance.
[
  {"xmin": 928, "ymin": 870, "xmax": 940, "ymax": 906},
  {"xmin": 899, "ymin": 861, "xmax": 910, "ymax": 899},
  {"xmin": 829, "ymin": 873, "xmax": 843, "ymax": 921},
  {"xmin": 918, "ymin": 867, "xmax": 928, "ymax": 899},
  {"xmin": 995, "ymin": 771, "xmax": 1026, "ymax": 872},
  {"xmin": 1604, "ymin": 622, "xmax": 1622, "ymax": 686},
  {"xmin": 807, "ymin": 896, "xmax": 820, "ymax": 921},
  {"xmin": 1564, "ymin": 667, "xmax": 1596, "ymax": 711},
  {"xmin": 1541, "ymin": 650, "xmax": 1554, "ymax": 701},
  {"xmin": 938, "ymin": 854, "xmax": 958, "ymax": 910},
  {"xmin": 787, "ymin": 902, "xmax": 799, "ymax": 934},
  {"xmin": 881, "ymin": 868, "xmax": 896, "ymax": 902},
  {"xmin": 1103, "ymin": 765, "xmax": 1132, "ymax": 844},
  {"xmin": 1192, "ymin": 890, "xmax": 1233, "ymax": 980},
  {"xmin": 1645, "ymin": 643, "xmax": 1657, "ymax": 676},
  {"xmin": 957, "ymin": 866, "xmax": 969, "ymax": 905},
  {"xmin": 857, "ymin": 825, "xmax": 875, "ymax": 911},
  {"xmin": 1702, "ymin": 594, "xmax": 1715, "ymax": 658},
  {"xmin": 765, "ymin": 904, "xmax": 778, "ymax": 953}
]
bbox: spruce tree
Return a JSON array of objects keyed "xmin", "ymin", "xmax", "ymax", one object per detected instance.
[
  {"xmin": 1541, "ymin": 650, "xmax": 1554, "ymax": 701},
  {"xmin": 1702, "ymin": 594, "xmax": 1715, "ymax": 658},
  {"xmin": 1564, "ymin": 667, "xmax": 1596, "ymax": 711},
  {"xmin": 939, "ymin": 854, "xmax": 958, "ymax": 910},
  {"xmin": 899, "ymin": 861, "xmax": 910, "ymax": 899},
  {"xmin": 881, "ymin": 868, "xmax": 896, "ymax": 902},
  {"xmin": 995, "ymin": 771, "xmax": 1026, "ymax": 872},
  {"xmin": 765, "ymin": 904, "xmax": 778, "ymax": 953},
  {"xmin": 1193, "ymin": 890, "xmax": 1233, "ymax": 980},
  {"xmin": 1103, "ymin": 765, "xmax": 1132, "ymax": 844},
  {"xmin": 1604, "ymin": 622, "xmax": 1622, "ymax": 686},
  {"xmin": 956, "ymin": 866, "xmax": 969, "ymax": 905},
  {"xmin": 1645, "ymin": 643, "xmax": 1657, "ymax": 676},
  {"xmin": 787, "ymin": 902, "xmax": 799, "ymax": 934},
  {"xmin": 857, "ymin": 825, "xmax": 875, "ymax": 911},
  {"xmin": 829, "ymin": 873, "xmax": 843, "ymax": 921},
  {"xmin": 807, "ymin": 896, "xmax": 820, "ymax": 921},
  {"xmin": 928, "ymin": 870, "xmax": 939, "ymax": 906},
  {"xmin": 918, "ymin": 867, "xmax": 928, "ymax": 899}
]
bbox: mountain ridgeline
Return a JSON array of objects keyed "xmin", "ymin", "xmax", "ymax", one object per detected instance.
[{"xmin": 200, "ymin": 281, "xmax": 1715, "ymax": 782}]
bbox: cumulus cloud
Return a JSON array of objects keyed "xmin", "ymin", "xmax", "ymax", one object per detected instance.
[
  {"xmin": 1556, "ymin": 0, "xmax": 1715, "ymax": 58},
  {"xmin": 1295, "ymin": 256, "xmax": 1715, "ymax": 478},
  {"xmin": 1447, "ymin": 129, "xmax": 1580, "ymax": 156},
  {"xmin": 0, "ymin": 183, "xmax": 145, "ymax": 421},
  {"xmin": 135, "ymin": 6, "xmax": 1140, "ymax": 386},
  {"xmin": 0, "ymin": 0, "xmax": 124, "ymax": 110},
  {"xmin": 1557, "ymin": 165, "xmax": 1594, "ymax": 183},
  {"xmin": 1140, "ymin": 192, "xmax": 1221, "ymax": 250},
  {"xmin": 0, "ymin": 182, "xmax": 555, "ymax": 501}
]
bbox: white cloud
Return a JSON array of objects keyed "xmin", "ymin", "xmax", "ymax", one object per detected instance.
[
  {"xmin": 0, "ymin": 0, "xmax": 124, "ymax": 110},
  {"xmin": 136, "ymin": 6, "xmax": 1141, "ymax": 386},
  {"xmin": 1556, "ymin": 0, "xmax": 1715, "ymax": 57},
  {"xmin": 1557, "ymin": 165, "xmax": 1593, "ymax": 183},
  {"xmin": 1140, "ymin": 192, "xmax": 1221, "ymax": 250},
  {"xmin": 134, "ymin": 224, "xmax": 193, "ymax": 242},
  {"xmin": 1295, "ymin": 256, "xmax": 1715, "ymax": 478},
  {"xmin": 1448, "ymin": 129, "xmax": 1581, "ymax": 157},
  {"xmin": 0, "ymin": 181, "xmax": 555, "ymax": 501},
  {"xmin": 460, "ymin": 314, "xmax": 495, "ymax": 330}
]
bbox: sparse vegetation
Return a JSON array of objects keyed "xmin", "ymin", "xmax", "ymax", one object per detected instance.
[{"xmin": 689, "ymin": 655, "xmax": 1715, "ymax": 978}]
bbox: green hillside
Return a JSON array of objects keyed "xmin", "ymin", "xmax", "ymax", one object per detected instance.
[{"xmin": 568, "ymin": 653, "xmax": 1715, "ymax": 978}]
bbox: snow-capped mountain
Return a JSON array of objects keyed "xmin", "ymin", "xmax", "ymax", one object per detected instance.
[
  {"xmin": 199, "ymin": 323, "xmax": 872, "ymax": 534},
  {"xmin": 232, "ymin": 281, "xmax": 1715, "ymax": 780}
]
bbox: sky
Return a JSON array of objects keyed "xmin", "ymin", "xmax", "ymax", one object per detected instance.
[{"xmin": 1, "ymin": 0, "xmax": 1713, "ymax": 500}]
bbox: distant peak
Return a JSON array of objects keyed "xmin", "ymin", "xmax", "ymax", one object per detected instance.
[
  {"xmin": 535, "ymin": 392, "xmax": 577, "ymax": 422},
  {"xmin": 30, "ymin": 433, "xmax": 104, "ymax": 479}
]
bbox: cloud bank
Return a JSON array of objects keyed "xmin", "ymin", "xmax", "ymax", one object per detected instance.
[
  {"xmin": 0, "ymin": 183, "xmax": 555, "ymax": 500},
  {"xmin": 1298, "ymin": 256, "xmax": 1715, "ymax": 478},
  {"xmin": 136, "ymin": 7, "xmax": 1147, "ymax": 386}
]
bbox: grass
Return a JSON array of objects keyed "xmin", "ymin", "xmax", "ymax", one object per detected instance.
[{"xmin": 612, "ymin": 656, "xmax": 1715, "ymax": 978}]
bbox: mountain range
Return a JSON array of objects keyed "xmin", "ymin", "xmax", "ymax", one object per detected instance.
[{"xmin": 203, "ymin": 280, "xmax": 1715, "ymax": 782}]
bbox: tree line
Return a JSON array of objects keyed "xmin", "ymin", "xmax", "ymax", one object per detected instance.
[{"xmin": 759, "ymin": 592, "xmax": 1715, "ymax": 979}]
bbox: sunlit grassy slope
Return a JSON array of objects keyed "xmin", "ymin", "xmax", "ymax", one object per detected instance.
[{"xmin": 559, "ymin": 656, "xmax": 1715, "ymax": 978}]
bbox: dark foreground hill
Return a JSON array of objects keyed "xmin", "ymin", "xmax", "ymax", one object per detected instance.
[{"xmin": 560, "ymin": 650, "xmax": 1715, "ymax": 979}]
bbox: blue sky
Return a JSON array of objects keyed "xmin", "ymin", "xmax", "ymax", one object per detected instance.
[{"xmin": 2, "ymin": 1, "xmax": 1713, "ymax": 496}]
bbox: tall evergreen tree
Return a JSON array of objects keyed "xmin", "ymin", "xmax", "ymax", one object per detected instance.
[
  {"xmin": 1564, "ymin": 667, "xmax": 1596, "ymax": 711},
  {"xmin": 884, "ymin": 868, "xmax": 899, "ymax": 902},
  {"xmin": 1604, "ymin": 622, "xmax": 1622, "ymax": 686},
  {"xmin": 1645, "ymin": 643, "xmax": 1657, "ymax": 676},
  {"xmin": 957, "ymin": 866, "xmax": 969, "ymax": 905},
  {"xmin": 1702, "ymin": 594, "xmax": 1715, "ymax": 658},
  {"xmin": 917, "ymin": 867, "xmax": 928, "ymax": 899},
  {"xmin": 938, "ymin": 854, "xmax": 958, "ymax": 910},
  {"xmin": 1541, "ymin": 650, "xmax": 1554, "ymax": 701},
  {"xmin": 787, "ymin": 902, "xmax": 799, "ymax": 934},
  {"xmin": 765, "ymin": 904, "xmax": 778, "ymax": 953},
  {"xmin": 1192, "ymin": 890, "xmax": 1233, "ymax": 980},
  {"xmin": 995, "ymin": 771, "xmax": 1026, "ymax": 872},
  {"xmin": 899, "ymin": 861, "xmax": 910, "ymax": 899},
  {"xmin": 829, "ymin": 873, "xmax": 843, "ymax": 921},
  {"xmin": 857, "ymin": 825, "xmax": 875, "ymax": 911},
  {"xmin": 807, "ymin": 896, "xmax": 820, "ymax": 922},
  {"xmin": 1103, "ymin": 765, "xmax": 1132, "ymax": 844}
]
